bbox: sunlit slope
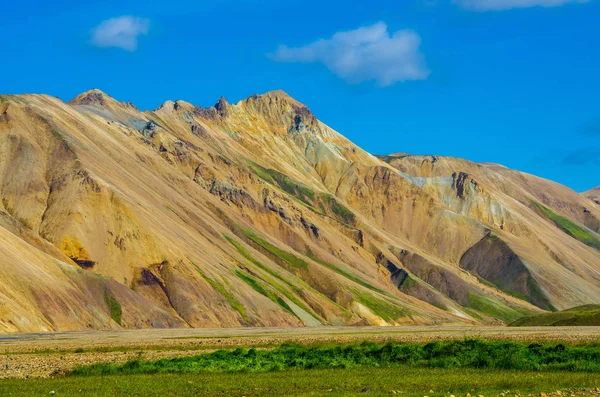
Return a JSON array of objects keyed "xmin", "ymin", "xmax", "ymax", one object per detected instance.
[
  {"xmin": 380, "ymin": 154, "xmax": 600, "ymax": 311},
  {"xmin": 0, "ymin": 89, "xmax": 598, "ymax": 332},
  {"xmin": 585, "ymin": 186, "xmax": 600, "ymax": 205}
]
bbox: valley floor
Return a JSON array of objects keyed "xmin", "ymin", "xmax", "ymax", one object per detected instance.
[
  {"xmin": 2, "ymin": 367, "xmax": 600, "ymax": 397},
  {"xmin": 2, "ymin": 326, "xmax": 600, "ymax": 379}
]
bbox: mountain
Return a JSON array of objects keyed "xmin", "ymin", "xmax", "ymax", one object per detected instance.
[
  {"xmin": 1, "ymin": 89, "xmax": 599, "ymax": 333},
  {"xmin": 585, "ymin": 187, "xmax": 600, "ymax": 205}
]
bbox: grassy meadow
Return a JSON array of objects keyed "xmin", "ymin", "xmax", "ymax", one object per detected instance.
[
  {"xmin": 2, "ymin": 367, "xmax": 600, "ymax": 397},
  {"xmin": 3, "ymin": 340, "xmax": 600, "ymax": 396},
  {"xmin": 510, "ymin": 305, "xmax": 600, "ymax": 326}
]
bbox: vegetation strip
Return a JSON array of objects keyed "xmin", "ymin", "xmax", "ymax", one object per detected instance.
[
  {"xmin": 194, "ymin": 265, "xmax": 250, "ymax": 322},
  {"xmin": 69, "ymin": 340, "xmax": 600, "ymax": 376},
  {"xmin": 104, "ymin": 292, "xmax": 122, "ymax": 325},
  {"xmin": 510, "ymin": 305, "xmax": 600, "ymax": 326},
  {"xmin": 533, "ymin": 202, "xmax": 600, "ymax": 250},
  {"xmin": 306, "ymin": 248, "xmax": 388, "ymax": 296},
  {"xmin": 5, "ymin": 368, "xmax": 600, "ymax": 397},
  {"xmin": 241, "ymin": 228, "xmax": 309, "ymax": 270}
]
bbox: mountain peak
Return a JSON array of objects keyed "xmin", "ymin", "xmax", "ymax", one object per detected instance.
[
  {"xmin": 238, "ymin": 90, "xmax": 322, "ymax": 135},
  {"xmin": 215, "ymin": 96, "xmax": 229, "ymax": 117},
  {"xmin": 69, "ymin": 89, "xmax": 115, "ymax": 107},
  {"xmin": 262, "ymin": 89, "xmax": 293, "ymax": 99},
  {"xmin": 244, "ymin": 90, "xmax": 299, "ymax": 106},
  {"xmin": 192, "ymin": 96, "xmax": 231, "ymax": 120}
]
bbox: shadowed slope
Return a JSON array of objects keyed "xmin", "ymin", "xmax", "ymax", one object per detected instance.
[{"xmin": 380, "ymin": 154, "xmax": 600, "ymax": 311}]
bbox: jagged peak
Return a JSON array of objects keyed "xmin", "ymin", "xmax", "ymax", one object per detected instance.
[
  {"xmin": 124, "ymin": 101, "xmax": 139, "ymax": 111},
  {"xmin": 258, "ymin": 89, "xmax": 293, "ymax": 99},
  {"xmin": 239, "ymin": 90, "xmax": 323, "ymax": 135},
  {"xmin": 82, "ymin": 88, "xmax": 106, "ymax": 95},
  {"xmin": 214, "ymin": 96, "xmax": 229, "ymax": 117},
  {"xmin": 192, "ymin": 96, "xmax": 231, "ymax": 120},
  {"xmin": 242, "ymin": 90, "xmax": 300, "ymax": 107},
  {"xmin": 69, "ymin": 89, "xmax": 143, "ymax": 112},
  {"xmin": 155, "ymin": 100, "xmax": 175, "ymax": 112},
  {"xmin": 215, "ymin": 96, "xmax": 229, "ymax": 108},
  {"xmin": 154, "ymin": 99, "xmax": 196, "ymax": 113},
  {"xmin": 242, "ymin": 90, "xmax": 309, "ymax": 117},
  {"xmin": 69, "ymin": 88, "xmax": 116, "ymax": 107}
]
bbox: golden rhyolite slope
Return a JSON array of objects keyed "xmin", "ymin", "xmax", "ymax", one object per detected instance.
[
  {"xmin": 0, "ymin": 89, "xmax": 598, "ymax": 333},
  {"xmin": 585, "ymin": 187, "xmax": 600, "ymax": 205}
]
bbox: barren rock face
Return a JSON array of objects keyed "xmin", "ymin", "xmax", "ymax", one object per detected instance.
[{"xmin": 0, "ymin": 90, "xmax": 598, "ymax": 333}]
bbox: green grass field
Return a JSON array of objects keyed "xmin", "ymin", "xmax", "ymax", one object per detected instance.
[
  {"xmin": 67, "ymin": 340, "xmax": 600, "ymax": 375},
  {"xmin": 4, "ymin": 340, "xmax": 600, "ymax": 396},
  {"xmin": 2, "ymin": 367, "xmax": 600, "ymax": 397},
  {"xmin": 510, "ymin": 305, "xmax": 600, "ymax": 326}
]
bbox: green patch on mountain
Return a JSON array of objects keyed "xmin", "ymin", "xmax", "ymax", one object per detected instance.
[
  {"xmin": 352, "ymin": 289, "xmax": 409, "ymax": 322},
  {"xmin": 241, "ymin": 228, "xmax": 309, "ymax": 271},
  {"xmin": 460, "ymin": 234, "xmax": 555, "ymax": 311},
  {"xmin": 247, "ymin": 161, "xmax": 315, "ymax": 206},
  {"xmin": 466, "ymin": 293, "xmax": 522, "ymax": 323},
  {"xmin": 533, "ymin": 202, "xmax": 600, "ymax": 250},
  {"xmin": 104, "ymin": 292, "xmax": 122, "ymax": 325},
  {"xmin": 224, "ymin": 234, "xmax": 347, "ymax": 320},
  {"xmin": 235, "ymin": 270, "xmax": 294, "ymax": 315},
  {"xmin": 195, "ymin": 266, "xmax": 250, "ymax": 322},
  {"xmin": 526, "ymin": 274, "xmax": 556, "ymax": 312},
  {"xmin": 510, "ymin": 305, "xmax": 600, "ymax": 327},
  {"xmin": 246, "ymin": 161, "xmax": 357, "ymax": 227},
  {"xmin": 223, "ymin": 234, "xmax": 290, "ymax": 284},
  {"xmin": 223, "ymin": 234, "xmax": 317, "ymax": 317},
  {"xmin": 483, "ymin": 273, "xmax": 554, "ymax": 312},
  {"xmin": 399, "ymin": 276, "xmax": 447, "ymax": 311},
  {"xmin": 0, "ymin": 94, "xmax": 25, "ymax": 104},
  {"xmin": 318, "ymin": 194, "xmax": 356, "ymax": 226},
  {"xmin": 306, "ymin": 248, "xmax": 386, "ymax": 296}
]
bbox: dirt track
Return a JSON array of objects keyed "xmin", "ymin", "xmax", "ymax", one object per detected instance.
[{"xmin": 2, "ymin": 326, "xmax": 600, "ymax": 379}]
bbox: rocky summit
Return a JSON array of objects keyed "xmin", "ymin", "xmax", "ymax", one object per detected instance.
[{"xmin": 0, "ymin": 89, "xmax": 599, "ymax": 333}]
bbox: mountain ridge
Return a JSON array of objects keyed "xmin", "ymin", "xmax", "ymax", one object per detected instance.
[
  {"xmin": 585, "ymin": 186, "xmax": 600, "ymax": 205},
  {"xmin": 0, "ymin": 89, "xmax": 599, "ymax": 333}
]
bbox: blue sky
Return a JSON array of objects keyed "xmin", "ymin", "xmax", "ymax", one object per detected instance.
[{"xmin": 1, "ymin": 0, "xmax": 599, "ymax": 192}]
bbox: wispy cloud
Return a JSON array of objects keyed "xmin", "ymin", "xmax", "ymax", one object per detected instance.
[
  {"xmin": 583, "ymin": 120, "xmax": 600, "ymax": 136},
  {"xmin": 269, "ymin": 22, "xmax": 430, "ymax": 87},
  {"xmin": 91, "ymin": 16, "xmax": 150, "ymax": 51},
  {"xmin": 563, "ymin": 147, "xmax": 600, "ymax": 166},
  {"xmin": 454, "ymin": 0, "xmax": 590, "ymax": 11}
]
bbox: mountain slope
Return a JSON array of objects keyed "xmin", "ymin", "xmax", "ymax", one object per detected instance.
[
  {"xmin": 379, "ymin": 154, "xmax": 600, "ymax": 310},
  {"xmin": 585, "ymin": 186, "xmax": 600, "ymax": 205},
  {"xmin": 510, "ymin": 305, "xmax": 600, "ymax": 326},
  {"xmin": 0, "ymin": 90, "xmax": 598, "ymax": 332}
]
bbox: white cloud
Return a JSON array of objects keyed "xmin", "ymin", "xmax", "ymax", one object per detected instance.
[
  {"xmin": 454, "ymin": 0, "xmax": 590, "ymax": 11},
  {"xmin": 91, "ymin": 16, "xmax": 150, "ymax": 51},
  {"xmin": 269, "ymin": 22, "xmax": 430, "ymax": 86}
]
